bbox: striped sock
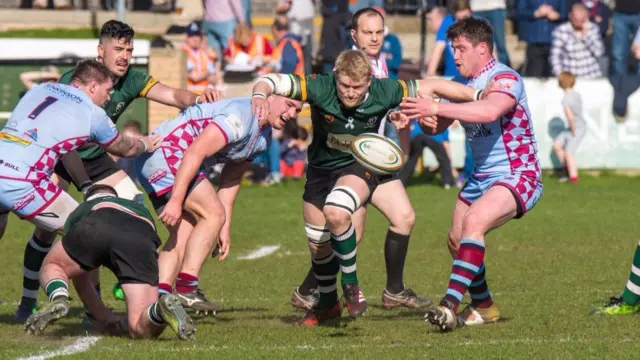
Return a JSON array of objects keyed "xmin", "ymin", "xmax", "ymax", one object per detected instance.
[
  {"xmin": 45, "ymin": 279, "xmax": 69, "ymax": 302},
  {"xmin": 22, "ymin": 234, "xmax": 52, "ymax": 304},
  {"xmin": 176, "ymin": 273, "xmax": 198, "ymax": 294},
  {"xmin": 622, "ymin": 240, "xmax": 640, "ymax": 305},
  {"xmin": 158, "ymin": 283, "xmax": 173, "ymax": 296},
  {"xmin": 467, "ymin": 264, "xmax": 494, "ymax": 308},
  {"xmin": 444, "ymin": 238, "xmax": 486, "ymax": 312},
  {"xmin": 331, "ymin": 224, "xmax": 358, "ymax": 286},
  {"xmin": 147, "ymin": 301, "xmax": 165, "ymax": 326},
  {"xmin": 312, "ymin": 253, "xmax": 339, "ymax": 309}
]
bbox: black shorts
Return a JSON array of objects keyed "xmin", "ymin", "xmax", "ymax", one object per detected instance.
[
  {"xmin": 54, "ymin": 152, "xmax": 120, "ymax": 189},
  {"xmin": 302, "ymin": 162, "xmax": 398, "ymax": 207},
  {"xmin": 62, "ymin": 208, "xmax": 161, "ymax": 285}
]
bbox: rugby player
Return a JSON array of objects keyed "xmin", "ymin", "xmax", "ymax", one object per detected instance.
[
  {"xmin": 399, "ymin": 17, "xmax": 543, "ymax": 331},
  {"xmin": 25, "ymin": 185, "xmax": 195, "ymax": 340},
  {"xmin": 251, "ymin": 49, "xmax": 488, "ymax": 325},
  {"xmin": 136, "ymin": 96, "xmax": 302, "ymax": 314},
  {"xmin": 0, "ymin": 59, "xmax": 160, "ymax": 318}
]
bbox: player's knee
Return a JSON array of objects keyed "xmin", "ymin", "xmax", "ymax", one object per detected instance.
[
  {"xmin": 447, "ymin": 231, "xmax": 461, "ymax": 255},
  {"xmin": 461, "ymin": 211, "xmax": 486, "ymax": 236},
  {"xmin": 393, "ymin": 207, "xmax": 415, "ymax": 233},
  {"xmin": 323, "ymin": 186, "xmax": 361, "ymax": 228}
]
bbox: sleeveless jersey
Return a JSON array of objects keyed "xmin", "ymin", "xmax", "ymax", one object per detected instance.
[
  {"xmin": 0, "ymin": 83, "xmax": 119, "ymax": 182},
  {"xmin": 452, "ymin": 58, "xmax": 540, "ymax": 178},
  {"xmin": 59, "ymin": 67, "xmax": 158, "ymax": 160},
  {"xmin": 152, "ymin": 97, "xmax": 272, "ymax": 165},
  {"xmin": 286, "ymin": 73, "xmax": 418, "ymax": 169}
]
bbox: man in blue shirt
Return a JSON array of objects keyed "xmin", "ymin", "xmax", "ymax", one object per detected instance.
[{"xmin": 426, "ymin": 7, "xmax": 459, "ymax": 77}]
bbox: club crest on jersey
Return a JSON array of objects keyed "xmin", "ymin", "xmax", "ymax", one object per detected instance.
[
  {"xmin": 365, "ymin": 116, "xmax": 378, "ymax": 128},
  {"xmin": 324, "ymin": 114, "xmax": 335, "ymax": 124},
  {"xmin": 24, "ymin": 128, "xmax": 38, "ymax": 141}
]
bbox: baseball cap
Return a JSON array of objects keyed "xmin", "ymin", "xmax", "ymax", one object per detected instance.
[{"xmin": 185, "ymin": 21, "xmax": 202, "ymax": 36}]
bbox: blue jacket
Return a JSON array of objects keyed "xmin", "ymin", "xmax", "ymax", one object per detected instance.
[
  {"xmin": 381, "ymin": 33, "xmax": 402, "ymax": 79},
  {"xmin": 278, "ymin": 33, "xmax": 304, "ymax": 75},
  {"xmin": 517, "ymin": 0, "xmax": 568, "ymax": 44}
]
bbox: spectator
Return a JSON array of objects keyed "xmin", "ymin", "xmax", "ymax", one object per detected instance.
[
  {"xmin": 425, "ymin": 7, "xmax": 458, "ymax": 77},
  {"xmin": 202, "ymin": 0, "xmax": 246, "ymax": 60},
  {"xmin": 179, "ymin": 21, "xmax": 221, "ymax": 95},
  {"xmin": 610, "ymin": 29, "xmax": 640, "ymax": 121},
  {"xmin": 319, "ymin": 0, "xmax": 351, "ymax": 73},
  {"xmin": 471, "ymin": 0, "xmax": 511, "ymax": 66},
  {"xmin": 574, "ymin": 0, "xmax": 612, "ymax": 39},
  {"xmin": 270, "ymin": 16, "xmax": 305, "ymax": 75},
  {"xmin": 19, "ymin": 65, "xmax": 60, "ymax": 90},
  {"xmin": 451, "ymin": 0, "xmax": 473, "ymax": 19},
  {"xmin": 552, "ymin": 72, "xmax": 586, "ymax": 183},
  {"xmin": 150, "ymin": 0, "xmax": 172, "ymax": 13},
  {"xmin": 276, "ymin": 0, "xmax": 316, "ymax": 73},
  {"xmin": 224, "ymin": 23, "xmax": 273, "ymax": 73},
  {"xmin": 518, "ymin": 0, "xmax": 568, "ymax": 77},
  {"xmin": 280, "ymin": 127, "xmax": 308, "ymax": 180},
  {"xmin": 376, "ymin": 7, "xmax": 402, "ymax": 79},
  {"xmin": 550, "ymin": 2, "xmax": 605, "ymax": 78},
  {"xmin": 611, "ymin": 0, "xmax": 640, "ymax": 75},
  {"xmin": 244, "ymin": 0, "xmax": 252, "ymax": 28},
  {"xmin": 115, "ymin": 120, "xmax": 143, "ymax": 183}
]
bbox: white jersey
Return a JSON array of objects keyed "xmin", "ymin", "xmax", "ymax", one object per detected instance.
[{"xmin": 0, "ymin": 83, "xmax": 119, "ymax": 182}]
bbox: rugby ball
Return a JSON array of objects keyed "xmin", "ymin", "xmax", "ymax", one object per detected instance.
[{"xmin": 350, "ymin": 133, "xmax": 405, "ymax": 175}]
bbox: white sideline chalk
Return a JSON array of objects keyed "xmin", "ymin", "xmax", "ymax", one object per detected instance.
[
  {"xmin": 237, "ymin": 245, "xmax": 281, "ymax": 260},
  {"xmin": 17, "ymin": 336, "xmax": 101, "ymax": 360}
]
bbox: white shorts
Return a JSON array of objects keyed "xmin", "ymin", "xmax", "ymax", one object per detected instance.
[{"xmin": 0, "ymin": 176, "xmax": 78, "ymax": 232}]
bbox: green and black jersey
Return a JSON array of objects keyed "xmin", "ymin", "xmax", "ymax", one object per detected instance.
[
  {"xmin": 64, "ymin": 196, "xmax": 155, "ymax": 234},
  {"xmin": 59, "ymin": 67, "xmax": 158, "ymax": 160},
  {"xmin": 284, "ymin": 73, "xmax": 418, "ymax": 169}
]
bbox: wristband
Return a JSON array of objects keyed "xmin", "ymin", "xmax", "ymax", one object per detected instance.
[
  {"xmin": 474, "ymin": 89, "xmax": 482, "ymax": 101},
  {"xmin": 139, "ymin": 138, "xmax": 148, "ymax": 152},
  {"xmin": 195, "ymin": 95, "xmax": 202, "ymax": 104},
  {"xmin": 252, "ymin": 92, "xmax": 267, "ymax": 99}
]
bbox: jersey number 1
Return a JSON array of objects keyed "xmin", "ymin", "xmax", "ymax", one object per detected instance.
[{"xmin": 28, "ymin": 96, "xmax": 58, "ymax": 119}]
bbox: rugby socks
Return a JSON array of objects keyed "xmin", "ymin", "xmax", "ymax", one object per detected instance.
[
  {"xmin": 312, "ymin": 252, "xmax": 340, "ymax": 309},
  {"xmin": 331, "ymin": 224, "xmax": 358, "ymax": 286},
  {"xmin": 83, "ymin": 283, "xmax": 102, "ymax": 316},
  {"xmin": 45, "ymin": 279, "xmax": 69, "ymax": 302},
  {"xmin": 444, "ymin": 238, "xmax": 486, "ymax": 312},
  {"xmin": 467, "ymin": 264, "xmax": 494, "ymax": 308},
  {"xmin": 384, "ymin": 230, "xmax": 410, "ymax": 294},
  {"xmin": 176, "ymin": 273, "xmax": 198, "ymax": 294},
  {"xmin": 298, "ymin": 267, "xmax": 318, "ymax": 296},
  {"xmin": 159, "ymin": 283, "xmax": 173, "ymax": 296},
  {"xmin": 622, "ymin": 240, "xmax": 640, "ymax": 305},
  {"xmin": 147, "ymin": 301, "xmax": 165, "ymax": 326},
  {"xmin": 21, "ymin": 234, "xmax": 52, "ymax": 306}
]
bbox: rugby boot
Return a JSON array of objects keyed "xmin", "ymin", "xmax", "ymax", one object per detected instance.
[
  {"xmin": 24, "ymin": 297, "xmax": 69, "ymax": 335},
  {"xmin": 298, "ymin": 302, "xmax": 341, "ymax": 327},
  {"xmin": 342, "ymin": 284, "xmax": 367, "ymax": 317},
  {"xmin": 291, "ymin": 287, "xmax": 319, "ymax": 311},
  {"xmin": 591, "ymin": 296, "xmax": 640, "ymax": 315},
  {"xmin": 382, "ymin": 287, "xmax": 432, "ymax": 310},
  {"xmin": 176, "ymin": 288, "xmax": 221, "ymax": 315},
  {"xmin": 15, "ymin": 298, "xmax": 37, "ymax": 323},
  {"xmin": 158, "ymin": 294, "xmax": 196, "ymax": 340},
  {"xmin": 458, "ymin": 302, "xmax": 501, "ymax": 326},
  {"xmin": 424, "ymin": 299, "xmax": 463, "ymax": 332}
]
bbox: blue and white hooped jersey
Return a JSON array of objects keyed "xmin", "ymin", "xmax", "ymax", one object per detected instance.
[
  {"xmin": 0, "ymin": 83, "xmax": 118, "ymax": 182},
  {"xmin": 152, "ymin": 97, "xmax": 272, "ymax": 165},
  {"xmin": 452, "ymin": 58, "xmax": 541, "ymax": 179}
]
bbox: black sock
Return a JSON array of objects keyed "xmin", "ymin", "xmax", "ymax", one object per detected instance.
[
  {"xmin": 384, "ymin": 229, "xmax": 410, "ymax": 294},
  {"xmin": 298, "ymin": 267, "xmax": 318, "ymax": 296}
]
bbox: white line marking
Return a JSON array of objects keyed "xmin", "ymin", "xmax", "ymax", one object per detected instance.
[
  {"xmin": 237, "ymin": 245, "xmax": 281, "ymax": 260},
  {"xmin": 16, "ymin": 336, "xmax": 101, "ymax": 360}
]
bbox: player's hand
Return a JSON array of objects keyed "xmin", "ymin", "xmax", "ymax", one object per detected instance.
[
  {"xmin": 142, "ymin": 134, "xmax": 162, "ymax": 153},
  {"xmin": 418, "ymin": 116, "xmax": 438, "ymax": 133},
  {"xmin": 217, "ymin": 232, "xmax": 231, "ymax": 261},
  {"xmin": 159, "ymin": 198, "xmax": 182, "ymax": 227},
  {"xmin": 201, "ymin": 88, "xmax": 224, "ymax": 103},
  {"xmin": 399, "ymin": 92, "xmax": 438, "ymax": 120},
  {"xmin": 389, "ymin": 110, "xmax": 409, "ymax": 130},
  {"xmin": 251, "ymin": 96, "xmax": 269, "ymax": 121}
]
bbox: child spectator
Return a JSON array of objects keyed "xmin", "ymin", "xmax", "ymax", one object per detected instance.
[
  {"xmin": 280, "ymin": 126, "xmax": 308, "ymax": 180},
  {"xmin": 552, "ymin": 72, "xmax": 586, "ymax": 183}
]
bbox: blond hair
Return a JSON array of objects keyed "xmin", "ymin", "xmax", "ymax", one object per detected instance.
[
  {"xmin": 558, "ymin": 71, "xmax": 576, "ymax": 90},
  {"xmin": 334, "ymin": 50, "xmax": 371, "ymax": 82}
]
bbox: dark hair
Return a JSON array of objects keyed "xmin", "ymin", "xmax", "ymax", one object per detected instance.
[
  {"xmin": 70, "ymin": 59, "xmax": 114, "ymax": 85},
  {"xmin": 294, "ymin": 127, "xmax": 308, "ymax": 141},
  {"xmin": 100, "ymin": 20, "xmax": 135, "ymax": 44},
  {"xmin": 446, "ymin": 17, "xmax": 494, "ymax": 53},
  {"xmin": 123, "ymin": 120, "xmax": 143, "ymax": 133},
  {"xmin": 273, "ymin": 15, "xmax": 289, "ymax": 31},
  {"xmin": 84, "ymin": 184, "xmax": 118, "ymax": 201},
  {"xmin": 351, "ymin": 7, "xmax": 384, "ymax": 31},
  {"xmin": 449, "ymin": 0, "xmax": 471, "ymax": 14}
]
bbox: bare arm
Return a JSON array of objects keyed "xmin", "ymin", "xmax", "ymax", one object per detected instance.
[
  {"xmin": 20, "ymin": 71, "xmax": 60, "ymax": 89},
  {"xmin": 417, "ymin": 78, "xmax": 479, "ymax": 102},
  {"xmin": 216, "ymin": 161, "xmax": 251, "ymax": 253},
  {"xmin": 145, "ymin": 82, "xmax": 198, "ymax": 109},
  {"xmin": 426, "ymin": 42, "xmax": 446, "ymax": 77},
  {"xmin": 433, "ymin": 92, "xmax": 516, "ymax": 124},
  {"xmin": 564, "ymin": 106, "xmax": 575, "ymax": 133},
  {"xmin": 103, "ymin": 134, "xmax": 153, "ymax": 158},
  {"xmin": 170, "ymin": 125, "xmax": 228, "ymax": 205}
]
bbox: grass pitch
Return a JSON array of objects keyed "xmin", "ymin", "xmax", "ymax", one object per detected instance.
[{"xmin": 1, "ymin": 175, "xmax": 640, "ymax": 359}]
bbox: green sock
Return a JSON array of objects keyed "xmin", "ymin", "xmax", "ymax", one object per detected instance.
[
  {"xmin": 622, "ymin": 241, "xmax": 640, "ymax": 305},
  {"xmin": 331, "ymin": 224, "xmax": 358, "ymax": 286},
  {"xmin": 45, "ymin": 279, "xmax": 69, "ymax": 302},
  {"xmin": 312, "ymin": 253, "xmax": 339, "ymax": 309}
]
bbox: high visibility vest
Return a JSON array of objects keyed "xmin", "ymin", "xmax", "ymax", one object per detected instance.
[
  {"xmin": 273, "ymin": 37, "xmax": 305, "ymax": 75},
  {"xmin": 227, "ymin": 33, "xmax": 270, "ymax": 63},
  {"xmin": 179, "ymin": 43, "xmax": 211, "ymax": 94}
]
